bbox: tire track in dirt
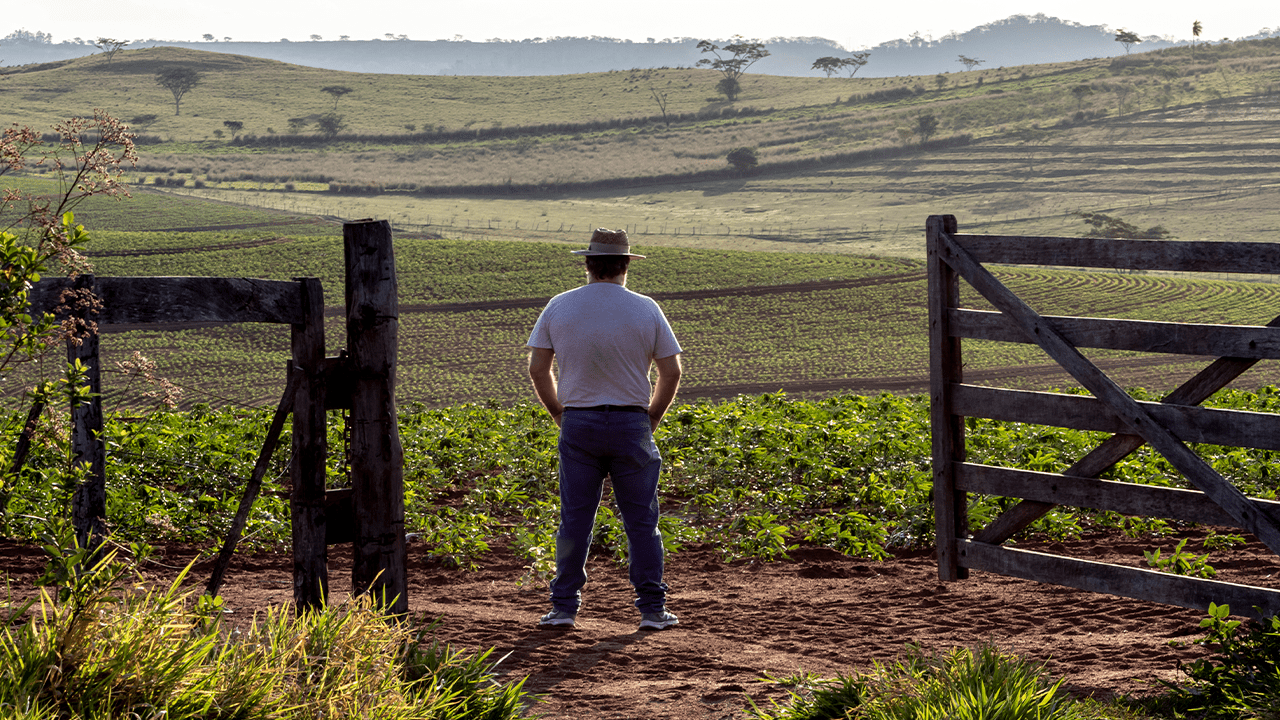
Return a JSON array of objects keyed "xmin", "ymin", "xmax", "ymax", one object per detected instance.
[
  {"xmin": 391, "ymin": 271, "xmax": 927, "ymax": 315},
  {"xmin": 87, "ymin": 236, "xmax": 295, "ymax": 257},
  {"xmin": 680, "ymin": 355, "xmax": 1215, "ymax": 399}
]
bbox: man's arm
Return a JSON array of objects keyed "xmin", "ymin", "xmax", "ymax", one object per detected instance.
[
  {"xmin": 528, "ymin": 347, "xmax": 564, "ymax": 426},
  {"xmin": 648, "ymin": 353, "xmax": 682, "ymax": 432}
]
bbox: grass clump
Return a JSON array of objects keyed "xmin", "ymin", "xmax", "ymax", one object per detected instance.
[
  {"xmin": 746, "ymin": 642, "xmax": 1112, "ymax": 720},
  {"xmin": 0, "ymin": 544, "xmax": 532, "ymax": 719}
]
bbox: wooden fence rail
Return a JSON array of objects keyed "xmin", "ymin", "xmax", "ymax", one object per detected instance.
[{"xmin": 927, "ymin": 214, "xmax": 1280, "ymax": 618}]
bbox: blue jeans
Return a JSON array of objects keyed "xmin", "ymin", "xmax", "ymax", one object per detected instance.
[{"xmin": 550, "ymin": 409, "xmax": 668, "ymax": 615}]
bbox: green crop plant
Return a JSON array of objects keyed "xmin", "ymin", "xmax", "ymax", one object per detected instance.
[
  {"xmin": 1144, "ymin": 537, "xmax": 1216, "ymax": 579},
  {"xmin": 1156, "ymin": 603, "xmax": 1280, "ymax": 719}
]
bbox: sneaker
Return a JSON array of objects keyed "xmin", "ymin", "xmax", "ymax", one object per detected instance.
[
  {"xmin": 538, "ymin": 609, "xmax": 576, "ymax": 627},
  {"xmin": 638, "ymin": 610, "xmax": 679, "ymax": 630}
]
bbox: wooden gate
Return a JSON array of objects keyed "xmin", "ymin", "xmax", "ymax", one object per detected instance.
[
  {"xmin": 927, "ymin": 214, "xmax": 1280, "ymax": 618},
  {"xmin": 24, "ymin": 219, "xmax": 405, "ymax": 614}
]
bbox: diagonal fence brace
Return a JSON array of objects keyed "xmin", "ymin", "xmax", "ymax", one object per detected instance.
[{"xmin": 935, "ymin": 225, "xmax": 1280, "ymax": 557}]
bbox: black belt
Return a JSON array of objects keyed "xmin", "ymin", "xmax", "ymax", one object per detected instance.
[{"xmin": 564, "ymin": 405, "xmax": 648, "ymax": 414}]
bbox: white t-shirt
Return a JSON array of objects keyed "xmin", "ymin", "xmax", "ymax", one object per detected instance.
[{"xmin": 527, "ymin": 282, "xmax": 682, "ymax": 408}]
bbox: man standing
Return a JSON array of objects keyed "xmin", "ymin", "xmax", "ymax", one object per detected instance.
[{"xmin": 527, "ymin": 228, "xmax": 683, "ymax": 631}]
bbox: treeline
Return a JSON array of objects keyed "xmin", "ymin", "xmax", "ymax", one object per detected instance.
[
  {"xmin": 227, "ymin": 105, "xmax": 774, "ymax": 148},
  {"xmin": 319, "ymin": 134, "xmax": 972, "ymax": 195}
]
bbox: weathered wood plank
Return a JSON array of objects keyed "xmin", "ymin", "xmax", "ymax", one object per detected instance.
[
  {"xmin": 957, "ymin": 463, "xmax": 1280, "ymax": 526},
  {"xmin": 928, "ymin": 215, "xmax": 967, "ymax": 581},
  {"xmin": 973, "ymin": 318, "xmax": 1277, "ymax": 545},
  {"xmin": 955, "ymin": 235, "xmax": 1280, "ymax": 275},
  {"xmin": 30, "ymin": 277, "xmax": 305, "ymax": 326},
  {"xmin": 937, "ymin": 226, "xmax": 1280, "ymax": 557},
  {"xmin": 952, "ymin": 310, "xmax": 1280, "ymax": 359},
  {"xmin": 952, "ymin": 384, "xmax": 1280, "ymax": 451},
  {"xmin": 207, "ymin": 371, "xmax": 299, "ymax": 598},
  {"xmin": 291, "ymin": 278, "xmax": 328, "ymax": 611},
  {"xmin": 960, "ymin": 540, "xmax": 1280, "ymax": 619},
  {"xmin": 345, "ymin": 220, "xmax": 408, "ymax": 615}
]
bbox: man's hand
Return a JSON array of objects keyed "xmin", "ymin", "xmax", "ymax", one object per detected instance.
[
  {"xmin": 528, "ymin": 347, "xmax": 563, "ymax": 426},
  {"xmin": 648, "ymin": 354, "xmax": 682, "ymax": 432}
]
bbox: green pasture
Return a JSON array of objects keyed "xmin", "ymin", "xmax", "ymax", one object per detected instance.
[
  {"xmin": 22, "ymin": 220, "xmax": 1278, "ymax": 410},
  {"xmin": 156, "ymin": 90, "xmax": 1280, "ymax": 261}
]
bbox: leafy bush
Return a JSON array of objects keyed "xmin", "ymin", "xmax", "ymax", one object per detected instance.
[
  {"xmin": 727, "ymin": 146, "xmax": 760, "ymax": 171},
  {"xmin": 1158, "ymin": 603, "xmax": 1280, "ymax": 719}
]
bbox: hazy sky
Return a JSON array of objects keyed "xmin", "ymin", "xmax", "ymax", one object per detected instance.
[{"xmin": 6, "ymin": 0, "xmax": 1276, "ymax": 50}]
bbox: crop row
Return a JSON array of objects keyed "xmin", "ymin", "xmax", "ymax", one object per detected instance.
[{"xmin": 6, "ymin": 388, "xmax": 1280, "ymax": 574}]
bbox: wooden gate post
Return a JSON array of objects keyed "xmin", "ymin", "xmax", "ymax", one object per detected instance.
[
  {"xmin": 927, "ymin": 215, "xmax": 968, "ymax": 581},
  {"xmin": 291, "ymin": 277, "xmax": 328, "ymax": 610},
  {"xmin": 344, "ymin": 220, "xmax": 407, "ymax": 615},
  {"xmin": 68, "ymin": 274, "xmax": 106, "ymax": 552}
]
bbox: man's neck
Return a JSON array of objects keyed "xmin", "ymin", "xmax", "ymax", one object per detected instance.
[{"xmin": 588, "ymin": 274, "xmax": 627, "ymax": 287}]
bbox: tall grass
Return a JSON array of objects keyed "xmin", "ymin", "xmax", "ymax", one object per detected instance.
[
  {"xmin": 0, "ymin": 548, "xmax": 532, "ymax": 719},
  {"xmin": 746, "ymin": 642, "xmax": 1110, "ymax": 720}
]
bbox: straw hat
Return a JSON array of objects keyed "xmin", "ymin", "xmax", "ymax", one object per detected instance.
[{"xmin": 571, "ymin": 228, "xmax": 646, "ymax": 258}]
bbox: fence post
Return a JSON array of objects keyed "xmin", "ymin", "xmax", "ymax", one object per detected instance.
[
  {"xmin": 68, "ymin": 274, "xmax": 106, "ymax": 553},
  {"xmin": 291, "ymin": 277, "xmax": 328, "ymax": 610},
  {"xmin": 344, "ymin": 220, "xmax": 408, "ymax": 615},
  {"xmin": 927, "ymin": 215, "xmax": 968, "ymax": 581}
]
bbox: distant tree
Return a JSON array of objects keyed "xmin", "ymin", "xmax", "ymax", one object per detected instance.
[
  {"xmin": 812, "ymin": 53, "xmax": 869, "ymax": 78},
  {"xmin": 94, "ymin": 37, "xmax": 129, "ymax": 62},
  {"xmin": 1191, "ymin": 20, "xmax": 1203, "ymax": 60},
  {"xmin": 1115, "ymin": 29, "xmax": 1141, "ymax": 54},
  {"xmin": 202, "ymin": 33, "xmax": 214, "ymax": 42},
  {"xmin": 716, "ymin": 77, "xmax": 741, "ymax": 101},
  {"xmin": 339, "ymin": 35, "xmax": 351, "ymax": 41},
  {"xmin": 155, "ymin": 67, "xmax": 200, "ymax": 115},
  {"xmin": 128, "ymin": 113, "xmax": 159, "ymax": 132},
  {"xmin": 310, "ymin": 34, "xmax": 322, "ymax": 42},
  {"xmin": 1070, "ymin": 84, "xmax": 1094, "ymax": 111},
  {"xmin": 1113, "ymin": 83, "xmax": 1135, "ymax": 114},
  {"xmin": 321, "ymin": 85, "xmax": 353, "ymax": 111},
  {"xmin": 915, "ymin": 113, "xmax": 939, "ymax": 143},
  {"xmin": 2, "ymin": 29, "xmax": 53, "ymax": 44},
  {"xmin": 223, "ymin": 120, "xmax": 244, "ymax": 137},
  {"xmin": 812, "ymin": 56, "xmax": 842, "ymax": 78},
  {"xmin": 726, "ymin": 146, "xmax": 759, "ymax": 171},
  {"xmin": 223, "ymin": 36, "xmax": 232, "ymax": 42},
  {"xmin": 957, "ymin": 55, "xmax": 984, "ymax": 71},
  {"xmin": 287, "ymin": 117, "xmax": 310, "ymax": 134},
  {"xmin": 697, "ymin": 36, "xmax": 769, "ymax": 101},
  {"xmin": 316, "ymin": 113, "xmax": 344, "ymax": 137},
  {"xmin": 934, "ymin": 74, "xmax": 948, "ymax": 92},
  {"xmin": 1077, "ymin": 211, "xmax": 1172, "ymax": 239},
  {"xmin": 649, "ymin": 86, "xmax": 671, "ymax": 127}
]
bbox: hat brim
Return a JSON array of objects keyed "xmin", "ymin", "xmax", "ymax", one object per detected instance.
[{"xmin": 571, "ymin": 249, "xmax": 646, "ymax": 258}]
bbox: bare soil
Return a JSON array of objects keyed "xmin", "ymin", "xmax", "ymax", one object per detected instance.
[{"xmin": 6, "ymin": 528, "xmax": 1278, "ymax": 718}]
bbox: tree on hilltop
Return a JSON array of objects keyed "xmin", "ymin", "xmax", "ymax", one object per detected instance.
[
  {"xmin": 957, "ymin": 55, "xmax": 984, "ymax": 71},
  {"xmin": 94, "ymin": 37, "xmax": 129, "ymax": 62},
  {"xmin": 1115, "ymin": 29, "xmax": 1141, "ymax": 54},
  {"xmin": 697, "ymin": 36, "xmax": 769, "ymax": 101},
  {"xmin": 155, "ymin": 67, "xmax": 200, "ymax": 116},
  {"xmin": 812, "ymin": 53, "xmax": 870, "ymax": 78},
  {"xmin": 321, "ymin": 85, "xmax": 354, "ymax": 111},
  {"xmin": 1192, "ymin": 20, "xmax": 1203, "ymax": 60}
]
